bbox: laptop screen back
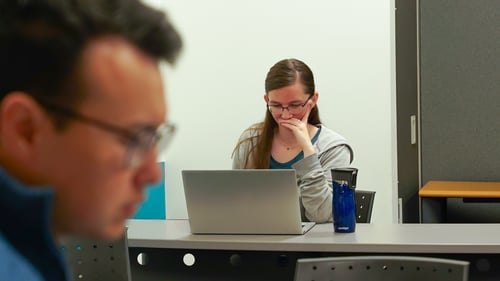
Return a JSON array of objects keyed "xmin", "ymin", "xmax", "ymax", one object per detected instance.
[{"xmin": 182, "ymin": 169, "xmax": 305, "ymax": 234}]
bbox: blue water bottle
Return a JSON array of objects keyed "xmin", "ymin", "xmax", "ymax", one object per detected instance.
[{"xmin": 331, "ymin": 167, "xmax": 358, "ymax": 233}]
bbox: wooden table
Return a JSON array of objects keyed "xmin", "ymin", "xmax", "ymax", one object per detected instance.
[{"xmin": 419, "ymin": 181, "xmax": 500, "ymax": 223}]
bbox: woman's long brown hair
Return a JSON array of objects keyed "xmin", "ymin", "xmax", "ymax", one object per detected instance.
[{"xmin": 233, "ymin": 58, "xmax": 321, "ymax": 168}]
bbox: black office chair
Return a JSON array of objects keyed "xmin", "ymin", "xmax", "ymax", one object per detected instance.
[
  {"xmin": 60, "ymin": 229, "xmax": 131, "ymax": 281},
  {"xmin": 355, "ymin": 190, "xmax": 376, "ymax": 223},
  {"xmin": 294, "ymin": 255, "xmax": 469, "ymax": 281}
]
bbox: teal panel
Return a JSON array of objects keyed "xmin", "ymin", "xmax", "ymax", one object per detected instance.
[{"xmin": 132, "ymin": 162, "xmax": 166, "ymax": 219}]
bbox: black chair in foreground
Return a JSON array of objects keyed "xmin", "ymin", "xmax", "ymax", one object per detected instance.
[
  {"xmin": 355, "ymin": 190, "xmax": 376, "ymax": 223},
  {"xmin": 294, "ymin": 255, "xmax": 469, "ymax": 281}
]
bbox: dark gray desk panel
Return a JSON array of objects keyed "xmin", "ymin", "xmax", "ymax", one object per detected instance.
[{"xmin": 129, "ymin": 248, "xmax": 500, "ymax": 281}]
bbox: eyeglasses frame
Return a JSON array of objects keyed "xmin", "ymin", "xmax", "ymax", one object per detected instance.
[
  {"xmin": 267, "ymin": 95, "xmax": 313, "ymax": 115},
  {"xmin": 35, "ymin": 98, "xmax": 175, "ymax": 168}
]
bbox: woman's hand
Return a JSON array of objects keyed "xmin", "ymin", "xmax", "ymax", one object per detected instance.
[{"xmin": 279, "ymin": 104, "xmax": 315, "ymax": 156}]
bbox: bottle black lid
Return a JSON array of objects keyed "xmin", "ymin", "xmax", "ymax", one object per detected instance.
[{"xmin": 331, "ymin": 167, "xmax": 358, "ymax": 189}]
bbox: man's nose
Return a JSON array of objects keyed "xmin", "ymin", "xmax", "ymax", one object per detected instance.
[{"xmin": 134, "ymin": 148, "xmax": 161, "ymax": 189}]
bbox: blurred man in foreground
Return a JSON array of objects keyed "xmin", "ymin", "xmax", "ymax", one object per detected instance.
[{"xmin": 0, "ymin": 0, "xmax": 182, "ymax": 280}]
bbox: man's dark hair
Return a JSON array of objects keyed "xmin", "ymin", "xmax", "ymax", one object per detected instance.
[{"xmin": 0, "ymin": 0, "xmax": 182, "ymax": 105}]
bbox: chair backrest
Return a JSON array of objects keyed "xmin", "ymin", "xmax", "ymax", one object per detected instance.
[
  {"xmin": 355, "ymin": 190, "xmax": 376, "ymax": 223},
  {"xmin": 295, "ymin": 255, "xmax": 469, "ymax": 281},
  {"xmin": 60, "ymin": 229, "xmax": 131, "ymax": 281}
]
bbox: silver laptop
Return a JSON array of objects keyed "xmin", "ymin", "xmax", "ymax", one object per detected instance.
[{"xmin": 182, "ymin": 169, "xmax": 315, "ymax": 235}]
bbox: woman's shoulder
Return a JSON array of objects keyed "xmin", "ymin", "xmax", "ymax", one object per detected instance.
[
  {"xmin": 316, "ymin": 124, "xmax": 348, "ymax": 144},
  {"xmin": 316, "ymin": 124, "xmax": 354, "ymax": 163}
]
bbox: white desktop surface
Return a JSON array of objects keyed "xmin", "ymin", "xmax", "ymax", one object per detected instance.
[{"xmin": 127, "ymin": 219, "xmax": 500, "ymax": 254}]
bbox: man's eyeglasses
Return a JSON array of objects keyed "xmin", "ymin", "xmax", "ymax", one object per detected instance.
[
  {"xmin": 37, "ymin": 99, "xmax": 175, "ymax": 168},
  {"xmin": 267, "ymin": 95, "xmax": 312, "ymax": 115}
]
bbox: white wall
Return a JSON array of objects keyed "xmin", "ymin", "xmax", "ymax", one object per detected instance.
[{"xmin": 145, "ymin": 0, "xmax": 398, "ymax": 223}]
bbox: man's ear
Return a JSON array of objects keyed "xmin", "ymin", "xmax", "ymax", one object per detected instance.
[{"xmin": 0, "ymin": 92, "xmax": 48, "ymax": 162}]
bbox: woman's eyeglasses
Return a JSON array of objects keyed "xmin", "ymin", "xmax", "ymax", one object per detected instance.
[{"xmin": 267, "ymin": 95, "xmax": 312, "ymax": 115}]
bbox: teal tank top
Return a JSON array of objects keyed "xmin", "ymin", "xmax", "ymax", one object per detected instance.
[{"xmin": 270, "ymin": 127, "xmax": 321, "ymax": 169}]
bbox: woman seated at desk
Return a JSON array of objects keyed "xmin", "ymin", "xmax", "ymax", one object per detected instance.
[{"xmin": 232, "ymin": 58, "xmax": 353, "ymax": 223}]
